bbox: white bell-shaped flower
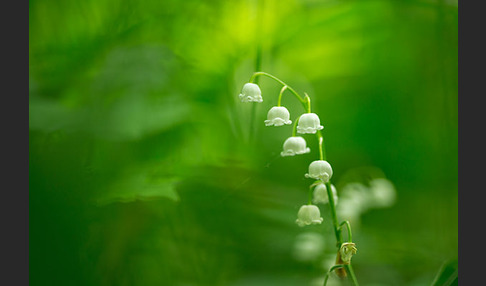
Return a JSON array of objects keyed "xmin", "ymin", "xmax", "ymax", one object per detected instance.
[
  {"xmin": 313, "ymin": 183, "xmax": 338, "ymax": 205},
  {"xmin": 369, "ymin": 178, "xmax": 396, "ymax": 208},
  {"xmin": 239, "ymin": 83, "xmax": 263, "ymax": 102},
  {"xmin": 305, "ymin": 160, "xmax": 333, "ymax": 182},
  {"xmin": 280, "ymin": 136, "xmax": 311, "ymax": 157},
  {"xmin": 264, "ymin": 106, "xmax": 292, "ymax": 126},
  {"xmin": 297, "ymin": 113, "xmax": 324, "ymax": 134},
  {"xmin": 336, "ymin": 183, "xmax": 368, "ymax": 223},
  {"xmin": 295, "ymin": 204, "xmax": 323, "ymax": 227},
  {"xmin": 292, "ymin": 232, "xmax": 325, "ymax": 262}
]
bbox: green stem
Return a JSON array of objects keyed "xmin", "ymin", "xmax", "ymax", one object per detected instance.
[
  {"xmin": 305, "ymin": 93, "xmax": 312, "ymax": 113},
  {"xmin": 249, "ymin": 1, "xmax": 263, "ymax": 145},
  {"xmin": 345, "ymin": 264, "xmax": 359, "ymax": 286},
  {"xmin": 326, "ymin": 181, "xmax": 359, "ymax": 285},
  {"xmin": 254, "ymin": 0, "xmax": 263, "ymax": 82},
  {"xmin": 325, "ymin": 182, "xmax": 342, "ymax": 245},
  {"xmin": 249, "ymin": 58, "xmax": 261, "ymax": 145},
  {"xmin": 249, "ymin": 72, "xmax": 308, "ymax": 110},
  {"xmin": 304, "ymin": 88, "xmax": 358, "ymax": 285},
  {"xmin": 318, "ymin": 136, "xmax": 324, "ymax": 160},
  {"xmin": 321, "ymin": 139, "xmax": 358, "ymax": 285},
  {"xmin": 292, "ymin": 115, "xmax": 301, "ymax": 137},
  {"xmin": 254, "ymin": 56, "xmax": 262, "ymax": 86},
  {"xmin": 340, "ymin": 221, "xmax": 353, "ymax": 242},
  {"xmin": 277, "ymin": 85, "xmax": 288, "ymax": 106},
  {"xmin": 323, "ymin": 264, "xmax": 345, "ymax": 286},
  {"xmin": 317, "ymin": 130, "xmax": 326, "ymax": 161}
]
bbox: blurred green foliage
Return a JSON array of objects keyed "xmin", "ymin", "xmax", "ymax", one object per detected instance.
[{"xmin": 29, "ymin": 0, "xmax": 457, "ymax": 285}]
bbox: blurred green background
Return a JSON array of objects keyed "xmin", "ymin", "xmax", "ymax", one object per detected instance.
[{"xmin": 29, "ymin": 0, "xmax": 458, "ymax": 285}]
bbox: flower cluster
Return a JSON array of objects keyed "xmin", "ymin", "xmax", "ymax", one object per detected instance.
[
  {"xmin": 337, "ymin": 176, "xmax": 396, "ymax": 225},
  {"xmin": 238, "ymin": 80, "xmax": 338, "ymax": 228},
  {"xmin": 238, "ymin": 75, "xmax": 360, "ymax": 283}
]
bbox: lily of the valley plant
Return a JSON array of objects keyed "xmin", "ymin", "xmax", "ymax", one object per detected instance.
[{"xmin": 238, "ymin": 72, "xmax": 359, "ymax": 286}]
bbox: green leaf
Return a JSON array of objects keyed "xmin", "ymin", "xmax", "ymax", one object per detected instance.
[
  {"xmin": 95, "ymin": 166, "xmax": 180, "ymax": 206},
  {"xmin": 431, "ymin": 258, "xmax": 458, "ymax": 286}
]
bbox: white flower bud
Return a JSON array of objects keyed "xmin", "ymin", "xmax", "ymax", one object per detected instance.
[
  {"xmin": 305, "ymin": 160, "xmax": 333, "ymax": 182},
  {"xmin": 369, "ymin": 178, "xmax": 396, "ymax": 207},
  {"xmin": 264, "ymin": 106, "xmax": 292, "ymax": 126},
  {"xmin": 239, "ymin": 83, "xmax": 263, "ymax": 102},
  {"xmin": 292, "ymin": 232, "xmax": 325, "ymax": 262},
  {"xmin": 297, "ymin": 113, "xmax": 324, "ymax": 134},
  {"xmin": 295, "ymin": 205, "xmax": 323, "ymax": 227},
  {"xmin": 339, "ymin": 242, "xmax": 357, "ymax": 264},
  {"xmin": 336, "ymin": 183, "xmax": 369, "ymax": 224},
  {"xmin": 313, "ymin": 183, "xmax": 338, "ymax": 205},
  {"xmin": 280, "ymin": 136, "xmax": 311, "ymax": 157}
]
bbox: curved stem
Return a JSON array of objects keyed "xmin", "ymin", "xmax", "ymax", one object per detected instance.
[
  {"xmin": 340, "ymin": 221, "xmax": 353, "ymax": 242},
  {"xmin": 249, "ymin": 72, "xmax": 307, "ymax": 110},
  {"xmin": 317, "ymin": 130, "xmax": 326, "ymax": 161},
  {"xmin": 292, "ymin": 115, "xmax": 301, "ymax": 137},
  {"xmin": 304, "ymin": 93, "xmax": 312, "ymax": 113},
  {"xmin": 318, "ymin": 136, "xmax": 324, "ymax": 160},
  {"xmin": 277, "ymin": 85, "xmax": 288, "ymax": 106},
  {"xmin": 309, "ymin": 180, "xmax": 322, "ymax": 189},
  {"xmin": 323, "ymin": 264, "xmax": 345, "ymax": 286},
  {"xmin": 345, "ymin": 264, "xmax": 359, "ymax": 286}
]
